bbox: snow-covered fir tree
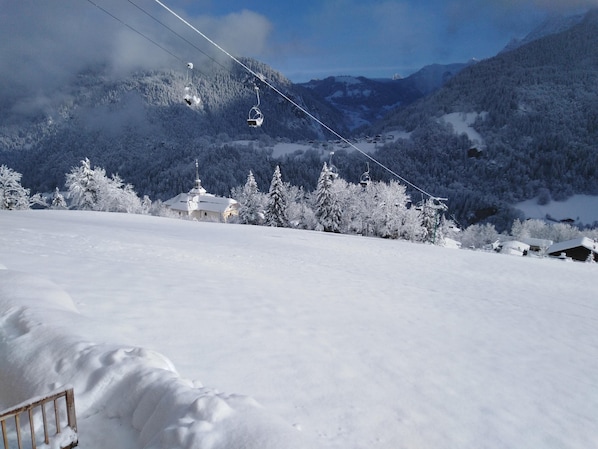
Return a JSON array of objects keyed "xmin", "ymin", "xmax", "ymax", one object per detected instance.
[
  {"xmin": 0, "ymin": 165, "xmax": 30, "ymax": 210},
  {"xmin": 458, "ymin": 223, "xmax": 500, "ymax": 249},
  {"xmin": 265, "ymin": 166, "xmax": 288, "ymax": 227},
  {"xmin": 29, "ymin": 193, "xmax": 48, "ymax": 209},
  {"xmin": 368, "ymin": 180, "xmax": 412, "ymax": 239},
  {"xmin": 232, "ymin": 171, "xmax": 266, "ymax": 225},
  {"xmin": 65, "ymin": 158, "xmax": 142, "ymax": 213},
  {"xmin": 285, "ymin": 184, "xmax": 316, "ymax": 230},
  {"xmin": 314, "ymin": 163, "xmax": 342, "ymax": 233},
  {"xmin": 97, "ymin": 173, "xmax": 143, "ymax": 214},
  {"xmin": 65, "ymin": 158, "xmax": 98, "ymax": 210},
  {"xmin": 51, "ymin": 188, "xmax": 68, "ymax": 209},
  {"xmin": 420, "ymin": 198, "xmax": 448, "ymax": 244}
]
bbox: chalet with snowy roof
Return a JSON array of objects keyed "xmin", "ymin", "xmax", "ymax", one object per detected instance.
[
  {"xmin": 518, "ymin": 237, "xmax": 553, "ymax": 254},
  {"xmin": 547, "ymin": 237, "xmax": 598, "ymax": 262},
  {"xmin": 497, "ymin": 240, "xmax": 530, "ymax": 256},
  {"xmin": 164, "ymin": 162, "xmax": 238, "ymax": 222}
]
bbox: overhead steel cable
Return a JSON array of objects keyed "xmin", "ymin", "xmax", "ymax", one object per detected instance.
[
  {"xmin": 86, "ymin": 0, "xmax": 184, "ymax": 65},
  {"xmin": 152, "ymin": 0, "xmax": 445, "ymax": 201},
  {"xmin": 89, "ymin": 0, "xmax": 444, "ymax": 200},
  {"xmin": 126, "ymin": 0, "xmax": 230, "ymax": 72}
]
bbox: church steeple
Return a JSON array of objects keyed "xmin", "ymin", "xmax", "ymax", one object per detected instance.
[{"xmin": 189, "ymin": 159, "xmax": 207, "ymax": 195}]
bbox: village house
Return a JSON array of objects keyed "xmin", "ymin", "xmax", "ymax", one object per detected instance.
[
  {"xmin": 547, "ymin": 237, "xmax": 598, "ymax": 262},
  {"xmin": 496, "ymin": 240, "xmax": 531, "ymax": 256},
  {"xmin": 518, "ymin": 237, "xmax": 554, "ymax": 254},
  {"xmin": 164, "ymin": 162, "xmax": 238, "ymax": 222}
]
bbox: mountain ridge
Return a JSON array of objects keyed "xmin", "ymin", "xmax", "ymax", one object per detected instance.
[
  {"xmin": 297, "ymin": 60, "xmax": 476, "ymax": 130},
  {"xmin": 369, "ymin": 8, "xmax": 598, "ymax": 228}
]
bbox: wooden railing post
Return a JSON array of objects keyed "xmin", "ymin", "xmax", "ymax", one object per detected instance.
[
  {"xmin": 0, "ymin": 387, "xmax": 78, "ymax": 449},
  {"xmin": 65, "ymin": 389, "xmax": 77, "ymax": 434}
]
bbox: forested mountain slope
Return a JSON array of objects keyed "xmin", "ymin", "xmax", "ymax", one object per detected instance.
[
  {"xmin": 370, "ymin": 9, "xmax": 598, "ymax": 229},
  {"xmin": 0, "ymin": 58, "xmax": 346, "ymax": 199}
]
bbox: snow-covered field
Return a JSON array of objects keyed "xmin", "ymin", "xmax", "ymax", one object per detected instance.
[
  {"xmin": 515, "ymin": 194, "xmax": 598, "ymax": 227},
  {"xmin": 1, "ymin": 210, "xmax": 597, "ymax": 449}
]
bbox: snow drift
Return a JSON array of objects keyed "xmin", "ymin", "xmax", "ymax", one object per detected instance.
[
  {"xmin": 0, "ymin": 268, "xmax": 311, "ymax": 449},
  {"xmin": 1, "ymin": 210, "xmax": 598, "ymax": 449}
]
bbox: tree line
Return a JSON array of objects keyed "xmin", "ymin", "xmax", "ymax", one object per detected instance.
[{"xmin": 2, "ymin": 161, "xmax": 597, "ymax": 252}]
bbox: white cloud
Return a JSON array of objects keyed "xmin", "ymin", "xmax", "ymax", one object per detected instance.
[{"xmin": 0, "ymin": 1, "xmax": 273, "ymax": 115}]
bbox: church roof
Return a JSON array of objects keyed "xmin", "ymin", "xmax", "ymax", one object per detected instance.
[
  {"xmin": 164, "ymin": 192, "xmax": 237, "ymax": 214},
  {"xmin": 163, "ymin": 160, "xmax": 238, "ymax": 215}
]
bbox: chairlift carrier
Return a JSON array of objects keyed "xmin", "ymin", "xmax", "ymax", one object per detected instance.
[
  {"xmin": 360, "ymin": 162, "xmax": 371, "ymax": 187},
  {"xmin": 328, "ymin": 151, "xmax": 339, "ymax": 178},
  {"xmin": 184, "ymin": 62, "xmax": 201, "ymax": 106},
  {"xmin": 247, "ymin": 85, "xmax": 264, "ymax": 127}
]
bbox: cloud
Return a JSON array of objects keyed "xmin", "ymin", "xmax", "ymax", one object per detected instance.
[
  {"xmin": 0, "ymin": 0, "xmax": 272, "ymax": 116},
  {"xmin": 200, "ymin": 10, "xmax": 273, "ymax": 59}
]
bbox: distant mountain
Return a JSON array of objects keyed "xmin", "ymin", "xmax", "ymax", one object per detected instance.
[
  {"xmin": 298, "ymin": 60, "xmax": 475, "ymax": 129},
  {"xmin": 404, "ymin": 60, "xmax": 479, "ymax": 96},
  {"xmin": 371, "ymin": 9, "xmax": 598, "ymax": 229}
]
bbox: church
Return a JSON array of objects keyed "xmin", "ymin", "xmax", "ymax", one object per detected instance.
[{"xmin": 164, "ymin": 161, "xmax": 238, "ymax": 222}]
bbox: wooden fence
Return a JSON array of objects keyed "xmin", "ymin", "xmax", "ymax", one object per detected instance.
[{"xmin": 0, "ymin": 388, "xmax": 78, "ymax": 449}]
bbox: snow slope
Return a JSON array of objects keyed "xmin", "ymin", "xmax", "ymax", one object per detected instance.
[
  {"xmin": 1, "ymin": 210, "xmax": 597, "ymax": 449},
  {"xmin": 440, "ymin": 112, "xmax": 487, "ymax": 147}
]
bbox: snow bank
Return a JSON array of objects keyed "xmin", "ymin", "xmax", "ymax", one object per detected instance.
[{"xmin": 0, "ymin": 269, "xmax": 310, "ymax": 449}]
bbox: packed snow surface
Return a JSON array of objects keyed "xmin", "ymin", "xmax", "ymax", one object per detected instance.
[{"xmin": 1, "ymin": 210, "xmax": 597, "ymax": 449}]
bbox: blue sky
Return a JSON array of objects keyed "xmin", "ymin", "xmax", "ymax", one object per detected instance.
[{"xmin": 164, "ymin": 0, "xmax": 597, "ymax": 81}]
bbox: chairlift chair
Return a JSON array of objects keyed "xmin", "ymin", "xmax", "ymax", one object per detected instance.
[
  {"xmin": 184, "ymin": 85, "xmax": 193, "ymax": 105},
  {"xmin": 359, "ymin": 162, "xmax": 371, "ymax": 188},
  {"xmin": 328, "ymin": 151, "xmax": 339, "ymax": 179},
  {"xmin": 247, "ymin": 86, "xmax": 264, "ymax": 127},
  {"xmin": 183, "ymin": 62, "xmax": 201, "ymax": 106}
]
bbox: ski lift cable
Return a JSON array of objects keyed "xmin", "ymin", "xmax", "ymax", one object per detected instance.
[
  {"xmin": 86, "ymin": 0, "xmax": 185, "ymax": 65},
  {"xmin": 126, "ymin": 0, "xmax": 230, "ymax": 73},
  {"xmin": 87, "ymin": 0, "xmax": 443, "ymax": 201},
  {"xmin": 152, "ymin": 0, "xmax": 444, "ymax": 201},
  {"xmin": 86, "ymin": 0, "xmax": 221, "ymax": 85}
]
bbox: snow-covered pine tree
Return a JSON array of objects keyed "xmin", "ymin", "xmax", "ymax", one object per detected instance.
[
  {"xmin": 458, "ymin": 223, "xmax": 500, "ymax": 249},
  {"xmin": 0, "ymin": 165, "xmax": 30, "ymax": 210},
  {"xmin": 421, "ymin": 198, "xmax": 448, "ymax": 244},
  {"xmin": 51, "ymin": 187, "xmax": 67, "ymax": 209},
  {"xmin": 65, "ymin": 158, "xmax": 99, "ymax": 210},
  {"xmin": 265, "ymin": 165, "xmax": 289, "ymax": 227},
  {"xmin": 400, "ymin": 205, "xmax": 426, "ymax": 242},
  {"xmin": 96, "ymin": 173, "xmax": 142, "ymax": 213},
  {"xmin": 29, "ymin": 193, "xmax": 48, "ymax": 209},
  {"xmin": 65, "ymin": 158, "xmax": 142, "ymax": 213},
  {"xmin": 232, "ymin": 171, "xmax": 266, "ymax": 225},
  {"xmin": 314, "ymin": 163, "xmax": 342, "ymax": 233},
  {"xmin": 285, "ymin": 184, "xmax": 316, "ymax": 230},
  {"xmin": 368, "ymin": 180, "xmax": 408, "ymax": 239}
]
